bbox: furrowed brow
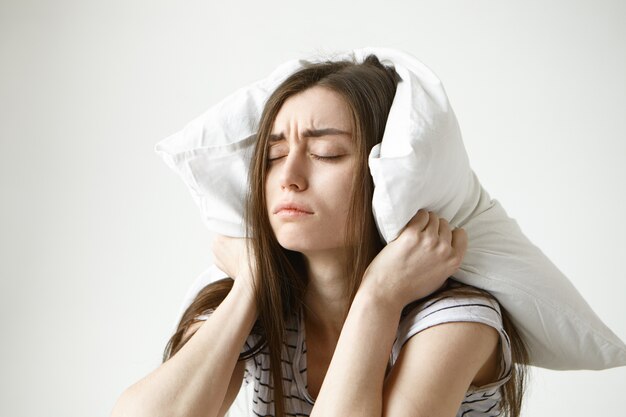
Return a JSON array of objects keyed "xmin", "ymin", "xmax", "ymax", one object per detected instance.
[
  {"xmin": 303, "ymin": 128, "xmax": 351, "ymax": 138},
  {"xmin": 269, "ymin": 128, "xmax": 351, "ymax": 142},
  {"xmin": 268, "ymin": 133, "xmax": 285, "ymax": 142}
]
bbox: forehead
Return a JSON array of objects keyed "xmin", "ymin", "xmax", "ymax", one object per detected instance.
[{"xmin": 272, "ymin": 86, "xmax": 352, "ymax": 132}]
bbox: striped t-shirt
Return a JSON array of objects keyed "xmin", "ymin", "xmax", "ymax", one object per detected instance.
[{"xmin": 197, "ymin": 289, "xmax": 512, "ymax": 417}]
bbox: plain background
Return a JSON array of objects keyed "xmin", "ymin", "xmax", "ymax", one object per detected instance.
[{"xmin": 1, "ymin": 0, "xmax": 625, "ymax": 416}]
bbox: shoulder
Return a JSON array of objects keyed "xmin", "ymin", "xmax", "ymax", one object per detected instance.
[
  {"xmin": 393, "ymin": 280, "xmax": 514, "ymax": 388},
  {"xmin": 389, "ymin": 281, "xmax": 513, "ymax": 389},
  {"xmin": 392, "ymin": 282, "xmax": 507, "ymax": 365},
  {"xmin": 382, "ymin": 314, "xmax": 502, "ymax": 416},
  {"xmin": 382, "ymin": 283, "xmax": 510, "ymax": 416}
]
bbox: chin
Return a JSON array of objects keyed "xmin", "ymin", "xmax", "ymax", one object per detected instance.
[
  {"xmin": 275, "ymin": 235, "xmax": 317, "ymax": 253},
  {"xmin": 274, "ymin": 230, "xmax": 344, "ymax": 254}
]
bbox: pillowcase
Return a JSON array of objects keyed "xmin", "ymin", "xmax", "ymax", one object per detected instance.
[{"xmin": 156, "ymin": 46, "xmax": 626, "ymax": 371}]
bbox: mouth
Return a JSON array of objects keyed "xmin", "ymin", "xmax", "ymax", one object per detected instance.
[
  {"xmin": 275, "ymin": 208, "xmax": 314, "ymax": 218},
  {"xmin": 274, "ymin": 203, "xmax": 314, "ymax": 214},
  {"xmin": 274, "ymin": 203, "xmax": 314, "ymax": 218}
]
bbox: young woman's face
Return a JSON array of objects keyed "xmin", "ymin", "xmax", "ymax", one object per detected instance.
[{"xmin": 265, "ymin": 85, "xmax": 357, "ymax": 254}]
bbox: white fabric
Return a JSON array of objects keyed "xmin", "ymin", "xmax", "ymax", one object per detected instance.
[{"xmin": 157, "ymin": 46, "xmax": 626, "ymax": 370}]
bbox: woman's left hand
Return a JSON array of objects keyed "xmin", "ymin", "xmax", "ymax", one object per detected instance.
[{"xmin": 359, "ymin": 209, "xmax": 468, "ymax": 310}]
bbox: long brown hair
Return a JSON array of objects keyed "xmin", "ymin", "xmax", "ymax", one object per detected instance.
[{"xmin": 163, "ymin": 53, "xmax": 529, "ymax": 417}]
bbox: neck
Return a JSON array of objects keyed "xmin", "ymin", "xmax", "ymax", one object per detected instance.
[{"xmin": 301, "ymin": 248, "xmax": 352, "ymax": 343}]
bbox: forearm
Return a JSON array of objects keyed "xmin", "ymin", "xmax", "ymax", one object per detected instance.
[
  {"xmin": 111, "ymin": 280, "xmax": 258, "ymax": 417},
  {"xmin": 309, "ymin": 287, "xmax": 402, "ymax": 417}
]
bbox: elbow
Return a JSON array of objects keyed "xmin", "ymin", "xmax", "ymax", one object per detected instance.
[
  {"xmin": 110, "ymin": 386, "xmax": 141, "ymax": 417},
  {"xmin": 110, "ymin": 384, "xmax": 192, "ymax": 417},
  {"xmin": 109, "ymin": 388, "xmax": 131, "ymax": 417},
  {"xmin": 109, "ymin": 385, "xmax": 156, "ymax": 417}
]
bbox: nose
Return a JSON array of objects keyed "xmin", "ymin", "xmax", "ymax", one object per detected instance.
[{"xmin": 278, "ymin": 149, "xmax": 308, "ymax": 191}]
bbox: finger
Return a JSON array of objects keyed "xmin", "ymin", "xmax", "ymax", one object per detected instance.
[
  {"xmin": 451, "ymin": 228, "xmax": 468, "ymax": 261},
  {"xmin": 212, "ymin": 233, "xmax": 228, "ymax": 248},
  {"xmin": 438, "ymin": 218, "xmax": 452, "ymax": 245},
  {"xmin": 213, "ymin": 256, "xmax": 226, "ymax": 275},
  {"xmin": 210, "ymin": 235, "xmax": 221, "ymax": 254},
  {"xmin": 424, "ymin": 211, "xmax": 440, "ymax": 238},
  {"xmin": 406, "ymin": 208, "xmax": 430, "ymax": 231}
]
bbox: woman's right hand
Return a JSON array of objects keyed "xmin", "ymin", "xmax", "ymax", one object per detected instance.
[
  {"xmin": 211, "ymin": 234, "xmax": 259, "ymax": 303},
  {"xmin": 360, "ymin": 209, "xmax": 468, "ymax": 309}
]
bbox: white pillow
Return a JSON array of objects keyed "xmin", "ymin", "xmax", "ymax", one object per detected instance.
[{"xmin": 156, "ymin": 46, "xmax": 626, "ymax": 370}]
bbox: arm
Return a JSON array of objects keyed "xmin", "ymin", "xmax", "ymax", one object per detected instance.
[
  {"xmin": 184, "ymin": 320, "xmax": 249, "ymax": 417},
  {"xmin": 308, "ymin": 289, "xmax": 402, "ymax": 417},
  {"xmin": 309, "ymin": 287, "xmax": 500, "ymax": 417},
  {"xmin": 381, "ymin": 320, "xmax": 500, "ymax": 417},
  {"xmin": 110, "ymin": 279, "xmax": 257, "ymax": 417},
  {"xmin": 310, "ymin": 210, "xmax": 475, "ymax": 417}
]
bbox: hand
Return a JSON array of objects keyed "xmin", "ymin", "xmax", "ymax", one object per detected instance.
[
  {"xmin": 360, "ymin": 209, "xmax": 468, "ymax": 309},
  {"xmin": 211, "ymin": 234, "xmax": 259, "ymax": 300}
]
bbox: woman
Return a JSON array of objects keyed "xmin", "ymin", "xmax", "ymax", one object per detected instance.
[{"xmin": 111, "ymin": 55, "xmax": 528, "ymax": 417}]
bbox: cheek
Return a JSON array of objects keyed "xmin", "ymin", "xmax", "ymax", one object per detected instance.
[
  {"xmin": 264, "ymin": 174, "xmax": 280, "ymax": 222},
  {"xmin": 318, "ymin": 168, "xmax": 355, "ymax": 216},
  {"xmin": 326, "ymin": 164, "xmax": 355, "ymax": 195},
  {"xmin": 264, "ymin": 170, "xmax": 276, "ymax": 199}
]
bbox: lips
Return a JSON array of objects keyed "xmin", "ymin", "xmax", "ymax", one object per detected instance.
[{"xmin": 273, "ymin": 202, "xmax": 314, "ymax": 214}]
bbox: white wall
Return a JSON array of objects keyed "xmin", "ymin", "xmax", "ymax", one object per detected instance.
[{"xmin": 1, "ymin": 1, "xmax": 624, "ymax": 416}]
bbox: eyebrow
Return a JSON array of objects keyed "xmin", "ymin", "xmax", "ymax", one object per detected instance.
[{"xmin": 269, "ymin": 128, "xmax": 351, "ymax": 142}]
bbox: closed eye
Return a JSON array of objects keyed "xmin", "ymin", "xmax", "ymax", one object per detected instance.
[
  {"xmin": 267, "ymin": 154, "xmax": 343, "ymax": 163},
  {"xmin": 310, "ymin": 154, "xmax": 342, "ymax": 161}
]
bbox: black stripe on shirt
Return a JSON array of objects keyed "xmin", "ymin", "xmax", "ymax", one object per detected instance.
[{"xmin": 421, "ymin": 302, "xmax": 501, "ymax": 321}]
